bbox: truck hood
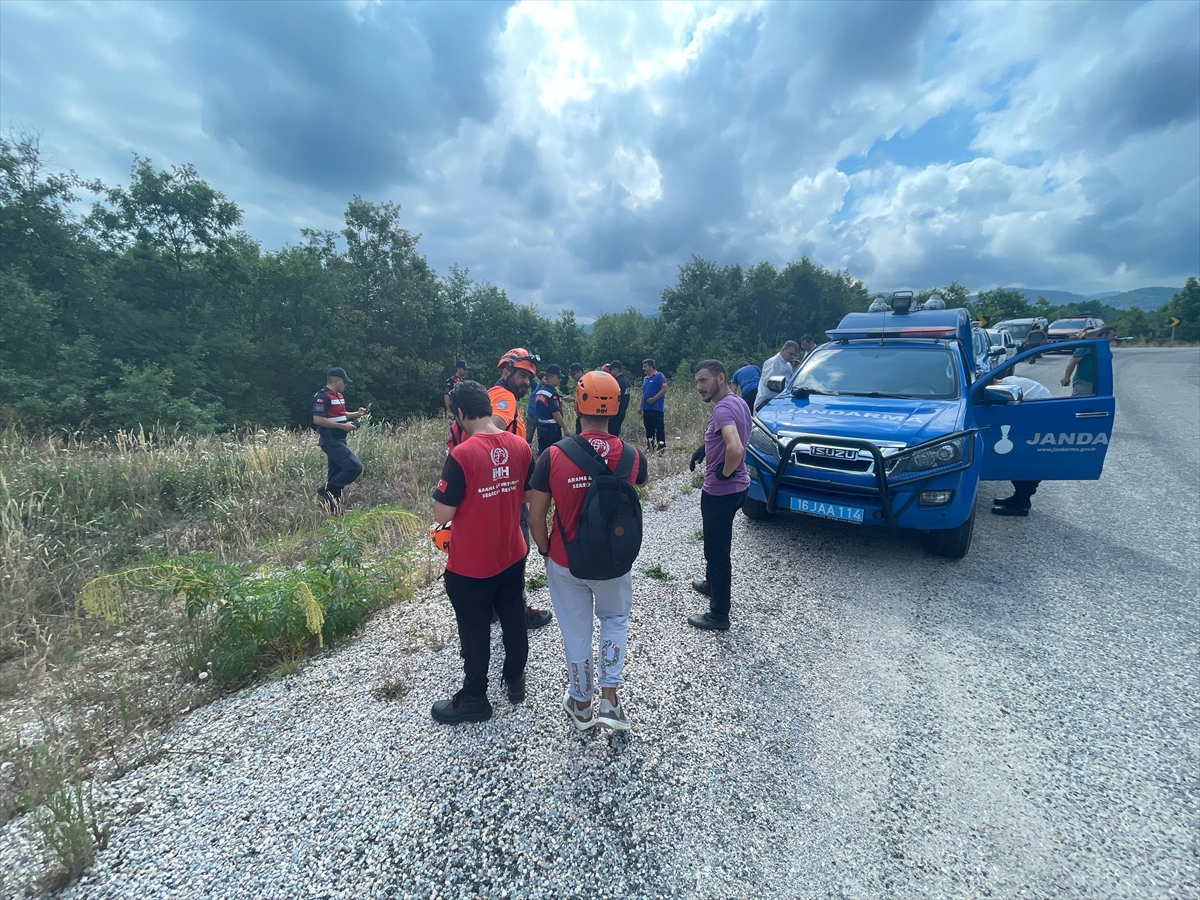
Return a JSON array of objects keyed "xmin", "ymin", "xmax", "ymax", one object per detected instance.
[{"xmin": 757, "ymin": 394, "xmax": 963, "ymax": 447}]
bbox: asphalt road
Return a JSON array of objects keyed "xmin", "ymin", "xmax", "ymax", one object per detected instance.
[
  {"xmin": 725, "ymin": 345, "xmax": 1199, "ymax": 898},
  {"xmin": 10, "ymin": 348, "xmax": 1195, "ymax": 900}
]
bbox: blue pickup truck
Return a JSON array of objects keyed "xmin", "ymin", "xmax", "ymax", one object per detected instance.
[{"xmin": 744, "ymin": 292, "xmax": 1116, "ymax": 558}]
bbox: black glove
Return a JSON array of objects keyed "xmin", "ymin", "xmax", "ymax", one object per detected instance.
[
  {"xmin": 715, "ymin": 465, "xmax": 733, "ymax": 480},
  {"xmin": 689, "ymin": 445, "xmax": 705, "ymax": 471}
]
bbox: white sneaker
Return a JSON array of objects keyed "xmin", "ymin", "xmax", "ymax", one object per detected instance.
[
  {"xmin": 562, "ymin": 692, "xmax": 595, "ymax": 731},
  {"xmin": 595, "ymin": 697, "xmax": 631, "ymax": 731}
]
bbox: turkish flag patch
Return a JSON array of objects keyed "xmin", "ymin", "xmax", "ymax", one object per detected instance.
[{"xmin": 436, "ymin": 479, "xmax": 448, "ymax": 493}]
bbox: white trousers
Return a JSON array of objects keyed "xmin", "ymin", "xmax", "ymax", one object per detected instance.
[{"xmin": 545, "ymin": 559, "xmax": 633, "ymax": 702}]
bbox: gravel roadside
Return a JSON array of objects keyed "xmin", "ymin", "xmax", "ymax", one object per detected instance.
[{"xmin": 1, "ymin": 359, "xmax": 1196, "ymax": 899}]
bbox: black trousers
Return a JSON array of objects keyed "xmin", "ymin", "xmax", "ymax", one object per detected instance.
[
  {"xmin": 643, "ymin": 409, "xmax": 665, "ymax": 448},
  {"xmin": 321, "ymin": 441, "xmax": 363, "ymax": 495},
  {"xmin": 701, "ymin": 489, "xmax": 746, "ymax": 620},
  {"xmin": 443, "ymin": 559, "xmax": 528, "ymax": 699},
  {"xmin": 1010, "ymin": 480, "xmax": 1039, "ymax": 503},
  {"xmin": 741, "ymin": 389, "xmax": 757, "ymax": 413},
  {"xmin": 537, "ymin": 423, "xmax": 562, "ymax": 456},
  {"xmin": 608, "ymin": 410, "xmax": 627, "ymax": 437}
]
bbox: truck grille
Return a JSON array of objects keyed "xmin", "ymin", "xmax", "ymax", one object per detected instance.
[{"xmin": 791, "ymin": 447, "xmax": 873, "ymax": 473}]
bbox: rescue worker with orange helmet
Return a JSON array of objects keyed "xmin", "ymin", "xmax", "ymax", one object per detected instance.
[
  {"xmin": 528, "ymin": 371, "xmax": 648, "ymax": 731},
  {"xmin": 491, "ymin": 348, "xmax": 553, "ymax": 630}
]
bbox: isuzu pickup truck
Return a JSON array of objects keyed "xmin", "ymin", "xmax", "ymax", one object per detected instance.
[{"xmin": 744, "ymin": 292, "xmax": 1115, "ymax": 558}]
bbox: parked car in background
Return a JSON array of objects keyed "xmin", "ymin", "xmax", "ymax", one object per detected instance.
[
  {"xmin": 986, "ymin": 328, "xmax": 1017, "ymax": 362},
  {"xmin": 1048, "ymin": 316, "xmax": 1105, "ymax": 345},
  {"xmin": 995, "ymin": 317, "xmax": 1049, "ymax": 351}
]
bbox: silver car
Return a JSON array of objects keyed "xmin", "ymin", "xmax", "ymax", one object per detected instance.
[{"xmin": 986, "ymin": 328, "xmax": 1017, "ymax": 363}]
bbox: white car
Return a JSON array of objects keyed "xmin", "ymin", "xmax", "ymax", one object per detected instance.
[{"xmin": 986, "ymin": 328, "xmax": 1017, "ymax": 363}]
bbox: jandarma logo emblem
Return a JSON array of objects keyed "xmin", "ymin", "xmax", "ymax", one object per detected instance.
[{"xmin": 490, "ymin": 447, "xmax": 510, "ymax": 466}]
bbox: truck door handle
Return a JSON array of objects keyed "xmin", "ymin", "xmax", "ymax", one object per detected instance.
[{"xmin": 1075, "ymin": 411, "xmax": 1110, "ymax": 418}]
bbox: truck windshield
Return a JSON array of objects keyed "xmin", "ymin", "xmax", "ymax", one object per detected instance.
[
  {"xmin": 1000, "ymin": 323, "xmax": 1032, "ymax": 341},
  {"xmin": 793, "ymin": 347, "xmax": 960, "ymax": 400},
  {"xmin": 1051, "ymin": 318, "xmax": 1087, "ymax": 330}
]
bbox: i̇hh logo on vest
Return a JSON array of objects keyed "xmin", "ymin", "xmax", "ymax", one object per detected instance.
[{"xmin": 490, "ymin": 446, "xmax": 510, "ymax": 480}]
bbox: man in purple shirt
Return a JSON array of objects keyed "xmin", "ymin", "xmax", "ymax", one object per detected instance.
[{"xmin": 686, "ymin": 359, "xmax": 750, "ymax": 630}]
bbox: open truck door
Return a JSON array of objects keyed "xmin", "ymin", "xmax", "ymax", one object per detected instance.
[{"xmin": 971, "ymin": 339, "xmax": 1115, "ymax": 483}]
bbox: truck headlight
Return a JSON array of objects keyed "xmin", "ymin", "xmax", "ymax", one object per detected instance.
[
  {"xmin": 886, "ymin": 436, "xmax": 968, "ymax": 480},
  {"xmin": 748, "ymin": 424, "xmax": 780, "ymax": 465}
]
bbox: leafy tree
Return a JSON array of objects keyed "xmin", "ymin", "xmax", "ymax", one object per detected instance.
[
  {"xmin": 87, "ymin": 159, "xmax": 241, "ymax": 328},
  {"xmin": 971, "ymin": 288, "xmax": 1031, "ymax": 325},
  {"xmin": 1161, "ymin": 277, "xmax": 1199, "ymax": 342}
]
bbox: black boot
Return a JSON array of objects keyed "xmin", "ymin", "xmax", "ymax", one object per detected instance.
[
  {"xmin": 431, "ymin": 690, "xmax": 492, "ymax": 725},
  {"xmin": 691, "ymin": 578, "xmax": 711, "ymax": 596},
  {"xmin": 505, "ymin": 676, "xmax": 526, "ymax": 704},
  {"xmin": 687, "ymin": 612, "xmax": 730, "ymax": 631}
]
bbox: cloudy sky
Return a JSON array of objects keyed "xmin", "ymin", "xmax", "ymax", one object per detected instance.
[{"xmin": 2, "ymin": 0, "xmax": 1197, "ymax": 317}]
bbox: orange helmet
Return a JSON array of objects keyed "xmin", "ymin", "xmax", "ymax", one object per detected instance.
[
  {"xmin": 497, "ymin": 348, "xmax": 539, "ymax": 375},
  {"xmin": 575, "ymin": 370, "xmax": 621, "ymax": 416},
  {"xmin": 429, "ymin": 522, "xmax": 451, "ymax": 553}
]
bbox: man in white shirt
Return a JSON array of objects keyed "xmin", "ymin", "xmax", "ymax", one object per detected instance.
[
  {"xmin": 755, "ymin": 340, "xmax": 799, "ymax": 410},
  {"xmin": 989, "ymin": 373, "xmax": 1052, "ymax": 516}
]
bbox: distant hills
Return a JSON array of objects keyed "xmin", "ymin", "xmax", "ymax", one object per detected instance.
[{"xmin": 1007, "ymin": 286, "xmax": 1179, "ymax": 310}]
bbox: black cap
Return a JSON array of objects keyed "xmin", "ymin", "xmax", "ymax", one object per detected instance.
[
  {"xmin": 569, "ymin": 361, "xmax": 583, "ymax": 373},
  {"xmin": 610, "ymin": 360, "xmax": 624, "ymax": 370},
  {"xmin": 545, "ymin": 363, "xmax": 562, "ymax": 376},
  {"xmin": 455, "ymin": 359, "xmax": 469, "ymax": 370},
  {"xmin": 327, "ymin": 367, "xmax": 351, "ymax": 383}
]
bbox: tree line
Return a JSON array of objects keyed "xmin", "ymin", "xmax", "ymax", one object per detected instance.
[{"xmin": 2, "ymin": 134, "xmax": 1196, "ymax": 433}]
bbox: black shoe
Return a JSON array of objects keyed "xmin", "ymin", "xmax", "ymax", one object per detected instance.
[
  {"xmin": 991, "ymin": 504, "xmax": 1030, "ymax": 517},
  {"xmin": 992, "ymin": 494, "xmax": 1022, "ymax": 507},
  {"xmin": 431, "ymin": 690, "xmax": 492, "ymax": 725},
  {"xmin": 688, "ymin": 612, "xmax": 730, "ymax": 631},
  {"xmin": 691, "ymin": 578, "xmax": 711, "ymax": 597},
  {"xmin": 505, "ymin": 676, "xmax": 526, "ymax": 705},
  {"xmin": 525, "ymin": 605, "xmax": 553, "ymax": 629}
]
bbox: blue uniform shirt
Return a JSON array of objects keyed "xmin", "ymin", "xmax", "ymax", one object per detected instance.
[
  {"xmin": 642, "ymin": 372, "xmax": 667, "ymax": 411},
  {"xmin": 730, "ymin": 365, "xmax": 761, "ymax": 394}
]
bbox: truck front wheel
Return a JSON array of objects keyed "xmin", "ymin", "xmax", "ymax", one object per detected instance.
[
  {"xmin": 925, "ymin": 510, "xmax": 975, "ymax": 559},
  {"xmin": 742, "ymin": 496, "xmax": 774, "ymax": 521}
]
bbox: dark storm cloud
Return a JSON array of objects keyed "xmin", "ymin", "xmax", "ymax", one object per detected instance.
[
  {"xmin": 556, "ymin": 0, "xmax": 944, "ymax": 280},
  {"xmin": 483, "ymin": 134, "xmax": 555, "ymax": 219},
  {"xmin": 1060, "ymin": 169, "xmax": 1200, "ymax": 276},
  {"xmin": 1083, "ymin": 44, "xmax": 1200, "ymax": 147},
  {"xmin": 176, "ymin": 0, "xmax": 511, "ymax": 193}
]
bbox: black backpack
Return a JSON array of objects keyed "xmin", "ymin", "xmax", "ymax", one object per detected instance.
[{"xmin": 553, "ymin": 435, "xmax": 643, "ymax": 580}]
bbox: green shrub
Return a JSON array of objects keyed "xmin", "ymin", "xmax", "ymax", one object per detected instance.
[{"xmin": 78, "ymin": 506, "xmax": 419, "ymax": 684}]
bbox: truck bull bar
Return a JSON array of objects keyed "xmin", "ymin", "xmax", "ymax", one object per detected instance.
[{"xmin": 760, "ymin": 429, "xmax": 978, "ymax": 534}]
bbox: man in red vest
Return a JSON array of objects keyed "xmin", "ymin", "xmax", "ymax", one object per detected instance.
[{"xmin": 431, "ymin": 381, "xmax": 535, "ymax": 724}]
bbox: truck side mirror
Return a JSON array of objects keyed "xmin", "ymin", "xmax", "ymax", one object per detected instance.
[
  {"xmin": 766, "ymin": 376, "xmax": 786, "ymax": 394},
  {"xmin": 983, "ymin": 383, "xmax": 1023, "ymax": 404}
]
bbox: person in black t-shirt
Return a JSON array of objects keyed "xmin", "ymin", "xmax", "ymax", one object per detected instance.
[{"xmin": 608, "ymin": 360, "xmax": 632, "ymax": 436}]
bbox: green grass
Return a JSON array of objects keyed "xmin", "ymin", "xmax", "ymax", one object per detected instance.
[{"xmin": 642, "ymin": 564, "xmax": 671, "ymax": 581}]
